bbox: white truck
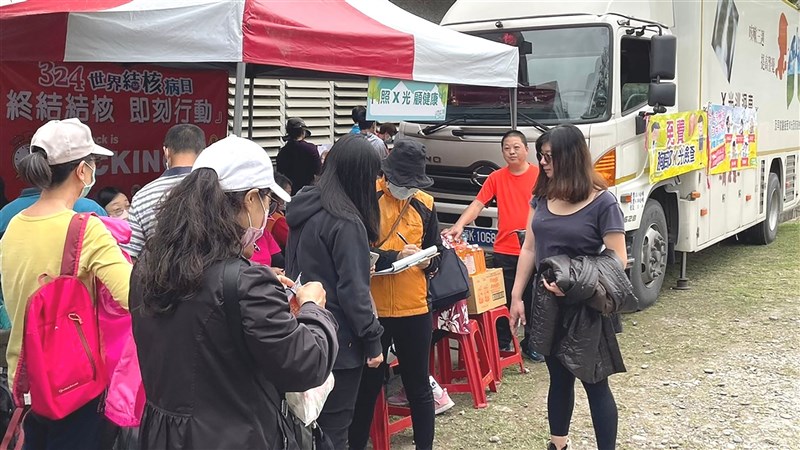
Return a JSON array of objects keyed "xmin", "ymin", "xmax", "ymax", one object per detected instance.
[{"xmin": 398, "ymin": 0, "xmax": 800, "ymax": 307}]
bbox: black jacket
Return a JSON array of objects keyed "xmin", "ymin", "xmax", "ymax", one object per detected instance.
[
  {"xmin": 130, "ymin": 258, "xmax": 338, "ymax": 449},
  {"xmin": 285, "ymin": 186, "xmax": 384, "ymax": 369},
  {"xmin": 529, "ymin": 249, "xmax": 638, "ymax": 384}
]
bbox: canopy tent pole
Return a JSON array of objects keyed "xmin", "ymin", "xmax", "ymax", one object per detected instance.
[
  {"xmin": 510, "ymin": 87, "xmax": 519, "ymax": 130},
  {"xmin": 233, "ymin": 62, "xmax": 246, "ymax": 136},
  {"xmin": 247, "ymin": 74, "xmax": 255, "ymax": 140}
]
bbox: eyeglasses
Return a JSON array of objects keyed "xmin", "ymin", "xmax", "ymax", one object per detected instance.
[
  {"xmin": 536, "ymin": 151, "xmax": 553, "ymax": 164},
  {"xmin": 268, "ymin": 199, "xmax": 279, "ymax": 216}
]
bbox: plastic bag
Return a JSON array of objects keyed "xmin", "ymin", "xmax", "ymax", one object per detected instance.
[{"xmin": 285, "ymin": 373, "xmax": 335, "ymax": 426}]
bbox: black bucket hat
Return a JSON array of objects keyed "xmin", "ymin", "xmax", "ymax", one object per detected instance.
[
  {"xmin": 284, "ymin": 117, "xmax": 311, "ymax": 139},
  {"xmin": 382, "ymin": 139, "xmax": 434, "ymax": 189}
]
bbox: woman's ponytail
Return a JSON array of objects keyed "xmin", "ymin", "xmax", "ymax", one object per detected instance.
[{"xmin": 17, "ymin": 149, "xmax": 52, "ymax": 189}]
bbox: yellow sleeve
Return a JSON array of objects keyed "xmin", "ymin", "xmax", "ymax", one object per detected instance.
[{"xmin": 81, "ymin": 217, "xmax": 133, "ymax": 310}]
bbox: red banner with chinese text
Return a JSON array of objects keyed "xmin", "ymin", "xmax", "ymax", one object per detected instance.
[{"xmin": 1, "ymin": 62, "xmax": 227, "ymax": 200}]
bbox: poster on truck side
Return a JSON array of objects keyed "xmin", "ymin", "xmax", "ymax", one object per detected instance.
[
  {"xmin": 739, "ymin": 107, "xmax": 758, "ymax": 170},
  {"xmin": 706, "ymin": 104, "xmax": 758, "ymax": 174},
  {"xmin": 647, "ymin": 111, "xmax": 708, "ymax": 184},
  {"xmin": 707, "ymin": 104, "xmax": 731, "ymax": 174},
  {"xmin": 366, "ymin": 77, "xmax": 448, "ymax": 122},
  {"xmin": 1, "ymin": 62, "xmax": 228, "ymax": 199}
]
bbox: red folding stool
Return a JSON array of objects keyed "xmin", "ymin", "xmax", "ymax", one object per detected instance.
[
  {"xmin": 471, "ymin": 305, "xmax": 525, "ymax": 382},
  {"xmin": 431, "ymin": 319, "xmax": 496, "ymax": 408}
]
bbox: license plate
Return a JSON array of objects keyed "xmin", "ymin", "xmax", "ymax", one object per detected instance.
[{"xmin": 463, "ymin": 226, "xmax": 497, "ymax": 248}]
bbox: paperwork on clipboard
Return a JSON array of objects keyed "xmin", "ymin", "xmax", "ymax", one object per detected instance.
[{"xmin": 373, "ymin": 246, "xmax": 438, "ymax": 276}]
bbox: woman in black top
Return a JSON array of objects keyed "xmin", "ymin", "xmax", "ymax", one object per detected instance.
[
  {"xmin": 285, "ymin": 134, "xmax": 385, "ymax": 449},
  {"xmin": 131, "ymin": 136, "xmax": 338, "ymax": 449},
  {"xmin": 510, "ymin": 124, "xmax": 627, "ymax": 450},
  {"xmin": 276, "ymin": 117, "xmax": 322, "ymax": 194}
]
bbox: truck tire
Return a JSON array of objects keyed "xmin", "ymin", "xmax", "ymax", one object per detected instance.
[
  {"xmin": 745, "ymin": 172, "xmax": 781, "ymax": 245},
  {"xmin": 630, "ymin": 200, "xmax": 668, "ymax": 309}
]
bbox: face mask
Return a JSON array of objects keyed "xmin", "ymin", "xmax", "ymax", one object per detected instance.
[
  {"xmin": 241, "ymin": 197, "xmax": 268, "ymax": 252},
  {"xmin": 80, "ymin": 163, "xmax": 96, "ymax": 198},
  {"xmin": 387, "ymin": 183, "xmax": 418, "ymax": 200}
]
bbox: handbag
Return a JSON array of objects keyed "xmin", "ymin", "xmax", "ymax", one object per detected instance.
[
  {"xmin": 428, "ymin": 248, "xmax": 470, "ymax": 311},
  {"xmin": 221, "ymin": 260, "xmax": 332, "ymax": 450}
]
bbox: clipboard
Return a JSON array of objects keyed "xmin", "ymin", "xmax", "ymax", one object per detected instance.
[{"xmin": 373, "ymin": 246, "xmax": 438, "ymax": 276}]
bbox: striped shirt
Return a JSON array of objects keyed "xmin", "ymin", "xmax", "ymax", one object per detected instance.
[
  {"xmin": 121, "ymin": 167, "xmax": 192, "ymax": 257},
  {"xmin": 363, "ymin": 132, "xmax": 388, "ymax": 159}
]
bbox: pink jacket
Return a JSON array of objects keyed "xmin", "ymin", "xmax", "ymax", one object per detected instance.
[{"xmin": 98, "ymin": 216, "xmax": 145, "ymax": 427}]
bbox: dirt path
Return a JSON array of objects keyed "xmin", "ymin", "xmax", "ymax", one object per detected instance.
[{"xmin": 385, "ymin": 221, "xmax": 800, "ymax": 449}]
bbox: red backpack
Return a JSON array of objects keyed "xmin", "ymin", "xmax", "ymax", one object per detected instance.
[{"xmin": 13, "ymin": 213, "xmax": 107, "ymax": 420}]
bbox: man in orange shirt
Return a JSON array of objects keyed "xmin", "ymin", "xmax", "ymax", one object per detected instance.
[{"xmin": 443, "ymin": 130, "xmax": 542, "ymax": 360}]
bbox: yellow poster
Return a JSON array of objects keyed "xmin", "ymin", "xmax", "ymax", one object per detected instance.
[{"xmin": 647, "ymin": 111, "xmax": 708, "ymax": 184}]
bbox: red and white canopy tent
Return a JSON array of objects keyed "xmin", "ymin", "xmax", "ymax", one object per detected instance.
[{"xmin": 1, "ymin": 0, "xmax": 519, "ymax": 134}]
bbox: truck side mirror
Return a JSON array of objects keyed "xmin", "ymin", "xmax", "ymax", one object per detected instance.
[
  {"xmin": 648, "ymin": 82, "xmax": 676, "ymax": 107},
  {"xmin": 650, "ymin": 35, "xmax": 677, "ymax": 80},
  {"xmin": 637, "ymin": 34, "xmax": 678, "ymax": 135}
]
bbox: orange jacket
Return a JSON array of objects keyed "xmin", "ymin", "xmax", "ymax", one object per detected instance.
[{"xmin": 370, "ymin": 179, "xmax": 441, "ymax": 318}]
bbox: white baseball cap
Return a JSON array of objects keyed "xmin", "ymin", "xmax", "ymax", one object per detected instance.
[
  {"xmin": 30, "ymin": 118, "xmax": 113, "ymax": 165},
  {"xmin": 192, "ymin": 135, "xmax": 291, "ymax": 203}
]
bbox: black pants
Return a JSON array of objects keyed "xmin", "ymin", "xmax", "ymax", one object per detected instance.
[
  {"xmin": 349, "ymin": 313, "xmax": 434, "ymax": 450},
  {"xmin": 492, "ymin": 253, "xmax": 533, "ymax": 349},
  {"xmin": 545, "ymin": 357, "xmax": 618, "ymax": 450},
  {"xmin": 317, "ymin": 366, "xmax": 363, "ymax": 450},
  {"xmin": 23, "ymin": 396, "xmax": 113, "ymax": 450}
]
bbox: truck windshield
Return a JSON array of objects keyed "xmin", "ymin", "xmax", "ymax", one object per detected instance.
[{"xmin": 442, "ymin": 26, "xmax": 611, "ymax": 125}]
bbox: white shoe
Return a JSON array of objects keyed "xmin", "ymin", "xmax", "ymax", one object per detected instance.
[{"xmin": 433, "ymin": 388, "xmax": 455, "ymax": 415}]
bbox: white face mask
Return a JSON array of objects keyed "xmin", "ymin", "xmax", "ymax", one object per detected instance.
[
  {"xmin": 387, "ymin": 183, "xmax": 418, "ymax": 200},
  {"xmin": 241, "ymin": 197, "xmax": 268, "ymax": 252},
  {"xmin": 80, "ymin": 163, "xmax": 96, "ymax": 199}
]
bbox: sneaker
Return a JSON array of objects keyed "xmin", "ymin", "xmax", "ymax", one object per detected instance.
[
  {"xmin": 429, "ymin": 376, "xmax": 444, "ymax": 397},
  {"xmin": 499, "ymin": 343, "xmax": 514, "ymax": 352},
  {"xmin": 433, "ymin": 388, "xmax": 455, "ymax": 415},
  {"xmin": 521, "ymin": 346, "xmax": 545, "ymax": 362},
  {"xmin": 547, "ymin": 439, "xmax": 571, "ymax": 450},
  {"xmin": 387, "ymin": 388, "xmax": 409, "ymax": 407}
]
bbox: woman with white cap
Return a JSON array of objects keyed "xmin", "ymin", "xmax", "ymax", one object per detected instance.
[
  {"xmin": 130, "ymin": 135, "xmax": 339, "ymax": 449},
  {"xmin": 0, "ymin": 118, "xmax": 131, "ymax": 449}
]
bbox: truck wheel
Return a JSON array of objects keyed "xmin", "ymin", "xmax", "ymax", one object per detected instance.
[
  {"xmin": 745, "ymin": 172, "xmax": 781, "ymax": 245},
  {"xmin": 630, "ymin": 200, "xmax": 668, "ymax": 309}
]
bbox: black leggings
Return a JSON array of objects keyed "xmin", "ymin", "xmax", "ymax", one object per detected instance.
[
  {"xmin": 349, "ymin": 313, "xmax": 434, "ymax": 450},
  {"xmin": 545, "ymin": 357, "xmax": 618, "ymax": 450}
]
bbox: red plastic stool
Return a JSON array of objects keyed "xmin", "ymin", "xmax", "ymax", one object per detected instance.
[
  {"xmin": 369, "ymin": 387, "xmax": 412, "ymax": 450},
  {"xmin": 432, "ymin": 319, "xmax": 496, "ymax": 408},
  {"xmin": 471, "ymin": 306, "xmax": 525, "ymax": 382}
]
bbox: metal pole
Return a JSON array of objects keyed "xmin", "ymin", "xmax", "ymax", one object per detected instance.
[
  {"xmin": 510, "ymin": 87, "xmax": 518, "ymax": 130},
  {"xmin": 233, "ymin": 62, "xmax": 246, "ymax": 137},
  {"xmin": 247, "ymin": 75, "xmax": 255, "ymax": 140},
  {"xmin": 673, "ymin": 251, "xmax": 691, "ymax": 290}
]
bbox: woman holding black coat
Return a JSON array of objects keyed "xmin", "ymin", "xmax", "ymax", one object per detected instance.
[
  {"xmin": 285, "ymin": 134, "xmax": 385, "ymax": 449},
  {"xmin": 510, "ymin": 124, "xmax": 629, "ymax": 450},
  {"xmin": 131, "ymin": 136, "xmax": 338, "ymax": 449}
]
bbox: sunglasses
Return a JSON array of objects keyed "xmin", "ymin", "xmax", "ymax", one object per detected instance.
[{"xmin": 536, "ymin": 151, "xmax": 553, "ymax": 164}]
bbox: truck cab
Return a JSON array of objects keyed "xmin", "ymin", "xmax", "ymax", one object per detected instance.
[{"xmin": 399, "ymin": 0, "xmax": 800, "ymax": 307}]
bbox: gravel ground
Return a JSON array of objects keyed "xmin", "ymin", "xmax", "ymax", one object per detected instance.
[{"xmin": 381, "ymin": 221, "xmax": 800, "ymax": 450}]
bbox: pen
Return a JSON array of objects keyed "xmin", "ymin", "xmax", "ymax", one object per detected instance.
[{"xmin": 396, "ymin": 232, "xmax": 410, "ymax": 245}]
